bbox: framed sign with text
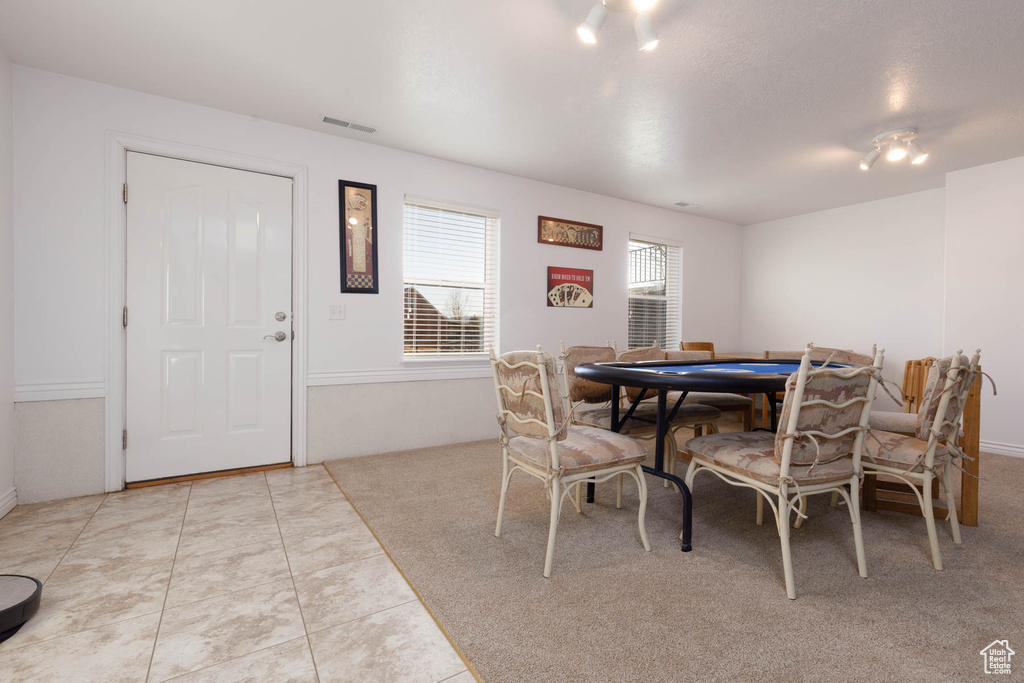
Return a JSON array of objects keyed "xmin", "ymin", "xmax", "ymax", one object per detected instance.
[{"xmin": 547, "ymin": 267, "xmax": 594, "ymax": 308}]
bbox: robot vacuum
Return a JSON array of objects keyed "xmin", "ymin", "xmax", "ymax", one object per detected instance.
[{"xmin": 0, "ymin": 575, "xmax": 42, "ymax": 643}]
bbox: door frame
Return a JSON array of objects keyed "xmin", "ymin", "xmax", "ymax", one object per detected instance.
[{"xmin": 104, "ymin": 132, "xmax": 309, "ymax": 491}]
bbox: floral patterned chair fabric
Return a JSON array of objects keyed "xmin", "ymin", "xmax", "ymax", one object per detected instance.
[
  {"xmin": 684, "ymin": 344, "xmax": 884, "ymax": 599},
  {"xmin": 491, "ymin": 346, "xmax": 652, "ymax": 578},
  {"xmin": 560, "ymin": 344, "xmax": 617, "ymax": 404}
]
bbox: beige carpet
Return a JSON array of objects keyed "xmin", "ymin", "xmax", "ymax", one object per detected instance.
[{"xmin": 326, "ymin": 426, "xmax": 1024, "ymax": 682}]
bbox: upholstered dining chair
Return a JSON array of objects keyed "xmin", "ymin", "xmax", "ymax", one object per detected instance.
[
  {"xmin": 760, "ymin": 347, "xmax": 876, "ymax": 428},
  {"xmin": 684, "ymin": 345, "xmax": 884, "ymax": 599},
  {"xmin": 863, "ymin": 350, "xmax": 981, "ymax": 570},
  {"xmin": 491, "ymin": 347, "xmax": 651, "ymax": 577}
]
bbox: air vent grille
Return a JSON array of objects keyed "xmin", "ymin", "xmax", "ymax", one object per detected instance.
[{"xmin": 322, "ymin": 116, "xmax": 377, "ymax": 134}]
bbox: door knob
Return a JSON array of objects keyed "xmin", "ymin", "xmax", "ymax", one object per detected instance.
[
  {"xmin": 275, "ymin": 312, "xmax": 288, "ymax": 322},
  {"xmin": 264, "ymin": 331, "xmax": 287, "ymax": 342}
]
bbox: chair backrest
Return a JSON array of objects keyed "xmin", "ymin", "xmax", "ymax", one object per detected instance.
[
  {"xmin": 666, "ymin": 350, "xmax": 712, "ymax": 361},
  {"xmin": 775, "ymin": 345, "xmax": 883, "ymax": 473},
  {"xmin": 559, "ymin": 342, "xmax": 617, "ymax": 405},
  {"xmin": 902, "ymin": 357, "xmax": 937, "ymax": 413},
  {"xmin": 490, "ymin": 347, "xmax": 568, "ymax": 447},
  {"xmin": 618, "ymin": 344, "xmax": 666, "ymax": 403},
  {"xmin": 766, "ymin": 347, "xmax": 874, "ymax": 366},
  {"xmin": 681, "ymin": 341, "xmax": 716, "ymax": 358},
  {"xmin": 915, "ymin": 350, "xmax": 981, "ymax": 445}
]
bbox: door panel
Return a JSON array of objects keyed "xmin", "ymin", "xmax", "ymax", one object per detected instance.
[{"xmin": 126, "ymin": 152, "xmax": 293, "ymax": 482}]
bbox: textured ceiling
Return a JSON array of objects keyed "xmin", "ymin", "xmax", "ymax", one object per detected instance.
[{"xmin": 2, "ymin": 0, "xmax": 1023, "ymax": 224}]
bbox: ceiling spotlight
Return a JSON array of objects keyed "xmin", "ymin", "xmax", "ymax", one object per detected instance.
[
  {"xmin": 860, "ymin": 128, "xmax": 928, "ymax": 171},
  {"xmin": 635, "ymin": 13, "xmax": 659, "ymax": 50},
  {"xmin": 577, "ymin": 3, "xmax": 609, "ymax": 44},
  {"xmin": 908, "ymin": 140, "xmax": 929, "ymax": 164},
  {"xmin": 859, "ymin": 147, "xmax": 881, "ymax": 171},
  {"xmin": 633, "ymin": 0, "xmax": 658, "ymax": 10},
  {"xmin": 886, "ymin": 138, "xmax": 907, "ymax": 161}
]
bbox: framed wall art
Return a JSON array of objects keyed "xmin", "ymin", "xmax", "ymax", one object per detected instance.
[
  {"xmin": 547, "ymin": 267, "xmax": 594, "ymax": 308},
  {"xmin": 538, "ymin": 216, "xmax": 603, "ymax": 251},
  {"xmin": 339, "ymin": 179, "xmax": 379, "ymax": 293}
]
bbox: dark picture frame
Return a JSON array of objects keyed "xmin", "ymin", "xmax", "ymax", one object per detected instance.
[
  {"xmin": 538, "ymin": 216, "xmax": 603, "ymax": 251},
  {"xmin": 339, "ymin": 180, "xmax": 379, "ymax": 294}
]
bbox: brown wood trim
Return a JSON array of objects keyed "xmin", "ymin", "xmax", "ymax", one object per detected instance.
[{"xmin": 126, "ymin": 462, "xmax": 292, "ymax": 488}]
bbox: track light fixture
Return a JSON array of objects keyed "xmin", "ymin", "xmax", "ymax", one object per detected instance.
[
  {"xmin": 859, "ymin": 129, "xmax": 928, "ymax": 171},
  {"xmin": 577, "ymin": 0, "xmax": 660, "ymax": 51}
]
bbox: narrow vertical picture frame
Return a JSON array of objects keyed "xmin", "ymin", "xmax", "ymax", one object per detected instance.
[{"xmin": 339, "ymin": 179, "xmax": 379, "ymax": 293}]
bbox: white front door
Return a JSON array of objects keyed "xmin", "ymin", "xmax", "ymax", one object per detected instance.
[{"xmin": 125, "ymin": 152, "xmax": 293, "ymax": 482}]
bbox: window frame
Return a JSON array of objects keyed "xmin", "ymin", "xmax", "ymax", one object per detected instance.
[
  {"xmin": 402, "ymin": 195, "xmax": 500, "ymax": 363},
  {"xmin": 626, "ymin": 233, "xmax": 682, "ymax": 351}
]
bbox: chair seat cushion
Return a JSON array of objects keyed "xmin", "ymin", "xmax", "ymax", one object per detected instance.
[
  {"xmin": 865, "ymin": 430, "xmax": 950, "ymax": 472},
  {"xmin": 685, "ymin": 432, "xmax": 855, "ymax": 485},
  {"xmin": 574, "ymin": 402, "xmax": 720, "ymax": 434},
  {"xmin": 507, "ymin": 425, "xmax": 648, "ymax": 475},
  {"xmin": 669, "ymin": 391, "xmax": 753, "ymax": 411},
  {"xmin": 868, "ymin": 411, "xmax": 917, "ymax": 434}
]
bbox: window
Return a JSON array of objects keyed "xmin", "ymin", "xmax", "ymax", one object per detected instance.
[
  {"xmin": 403, "ymin": 197, "xmax": 499, "ymax": 357},
  {"xmin": 627, "ymin": 238, "xmax": 681, "ymax": 349}
]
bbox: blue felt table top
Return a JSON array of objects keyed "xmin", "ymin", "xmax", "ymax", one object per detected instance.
[{"xmin": 636, "ymin": 361, "xmax": 848, "ymax": 375}]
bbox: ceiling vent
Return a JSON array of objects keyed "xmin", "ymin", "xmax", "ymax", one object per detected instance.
[
  {"xmin": 674, "ymin": 201, "xmax": 692, "ymax": 208},
  {"xmin": 322, "ymin": 116, "xmax": 377, "ymax": 134}
]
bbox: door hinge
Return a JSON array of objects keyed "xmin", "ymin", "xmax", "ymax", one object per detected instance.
[
  {"xmin": 122, "ymin": 429, "xmax": 128, "ymax": 450},
  {"xmin": 123, "ymin": 307, "xmax": 128, "ymax": 327},
  {"xmin": 123, "ymin": 183, "xmax": 128, "ymax": 204}
]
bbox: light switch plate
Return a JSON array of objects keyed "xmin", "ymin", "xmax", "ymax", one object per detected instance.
[{"xmin": 329, "ymin": 305, "xmax": 346, "ymax": 320}]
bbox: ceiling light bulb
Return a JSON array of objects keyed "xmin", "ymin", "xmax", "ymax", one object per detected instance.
[
  {"xmin": 633, "ymin": 0, "xmax": 658, "ymax": 11},
  {"xmin": 886, "ymin": 138, "xmax": 907, "ymax": 161},
  {"xmin": 635, "ymin": 13, "xmax": 659, "ymax": 51},
  {"xmin": 577, "ymin": 3, "xmax": 608, "ymax": 44},
  {"xmin": 859, "ymin": 147, "xmax": 881, "ymax": 171},
  {"xmin": 908, "ymin": 140, "xmax": 929, "ymax": 164}
]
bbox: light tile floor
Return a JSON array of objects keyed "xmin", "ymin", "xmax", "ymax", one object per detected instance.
[{"xmin": 0, "ymin": 466, "xmax": 472, "ymax": 683}]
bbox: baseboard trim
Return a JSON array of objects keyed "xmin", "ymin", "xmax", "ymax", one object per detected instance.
[
  {"xmin": 15, "ymin": 381, "xmax": 105, "ymax": 402},
  {"xmin": 0, "ymin": 486, "xmax": 17, "ymax": 518},
  {"xmin": 980, "ymin": 440, "xmax": 1024, "ymax": 458}
]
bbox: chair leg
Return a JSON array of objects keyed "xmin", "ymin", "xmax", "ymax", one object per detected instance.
[
  {"xmin": 573, "ymin": 482, "xmax": 583, "ymax": 514},
  {"xmin": 756, "ymin": 492, "xmax": 764, "ymax": 526},
  {"xmin": 742, "ymin": 405, "xmax": 752, "ymax": 432},
  {"xmin": 543, "ymin": 479, "xmax": 562, "ymax": 578},
  {"xmin": 847, "ymin": 479, "xmax": 868, "ymax": 578},
  {"xmin": 922, "ymin": 474, "xmax": 944, "ymax": 570},
  {"xmin": 616, "ymin": 473, "xmax": 623, "ymax": 509},
  {"xmin": 793, "ymin": 495, "xmax": 808, "ymax": 529},
  {"xmin": 942, "ymin": 461, "xmax": 962, "ymax": 545},
  {"xmin": 636, "ymin": 467, "xmax": 652, "ymax": 552},
  {"xmin": 830, "ymin": 491, "xmax": 841, "ymax": 508},
  {"xmin": 777, "ymin": 493, "xmax": 797, "ymax": 599},
  {"xmin": 495, "ymin": 455, "xmax": 511, "ymax": 537}
]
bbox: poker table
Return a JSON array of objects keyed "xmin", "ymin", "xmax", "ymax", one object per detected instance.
[{"xmin": 574, "ymin": 358, "xmax": 851, "ymax": 552}]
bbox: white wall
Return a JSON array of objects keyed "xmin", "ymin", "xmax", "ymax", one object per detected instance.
[
  {"xmin": 0, "ymin": 49, "xmax": 15, "ymax": 517},
  {"xmin": 945, "ymin": 157, "xmax": 1024, "ymax": 455},
  {"xmin": 11, "ymin": 67, "xmax": 742, "ymax": 500},
  {"xmin": 740, "ymin": 188, "xmax": 947, "ymax": 407}
]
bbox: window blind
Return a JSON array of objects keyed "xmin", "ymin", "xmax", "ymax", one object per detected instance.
[
  {"xmin": 627, "ymin": 238, "xmax": 681, "ymax": 350},
  {"xmin": 403, "ymin": 200, "xmax": 499, "ymax": 357}
]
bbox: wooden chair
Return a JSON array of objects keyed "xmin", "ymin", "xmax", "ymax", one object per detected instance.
[
  {"xmin": 684, "ymin": 345, "xmax": 884, "ymax": 599},
  {"xmin": 491, "ymin": 347, "xmax": 651, "ymax": 577},
  {"xmin": 864, "ymin": 350, "xmax": 981, "ymax": 570},
  {"xmin": 681, "ymin": 341, "xmax": 716, "ymax": 357}
]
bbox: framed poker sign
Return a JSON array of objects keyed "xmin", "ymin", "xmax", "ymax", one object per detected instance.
[{"xmin": 546, "ymin": 267, "xmax": 594, "ymax": 308}]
